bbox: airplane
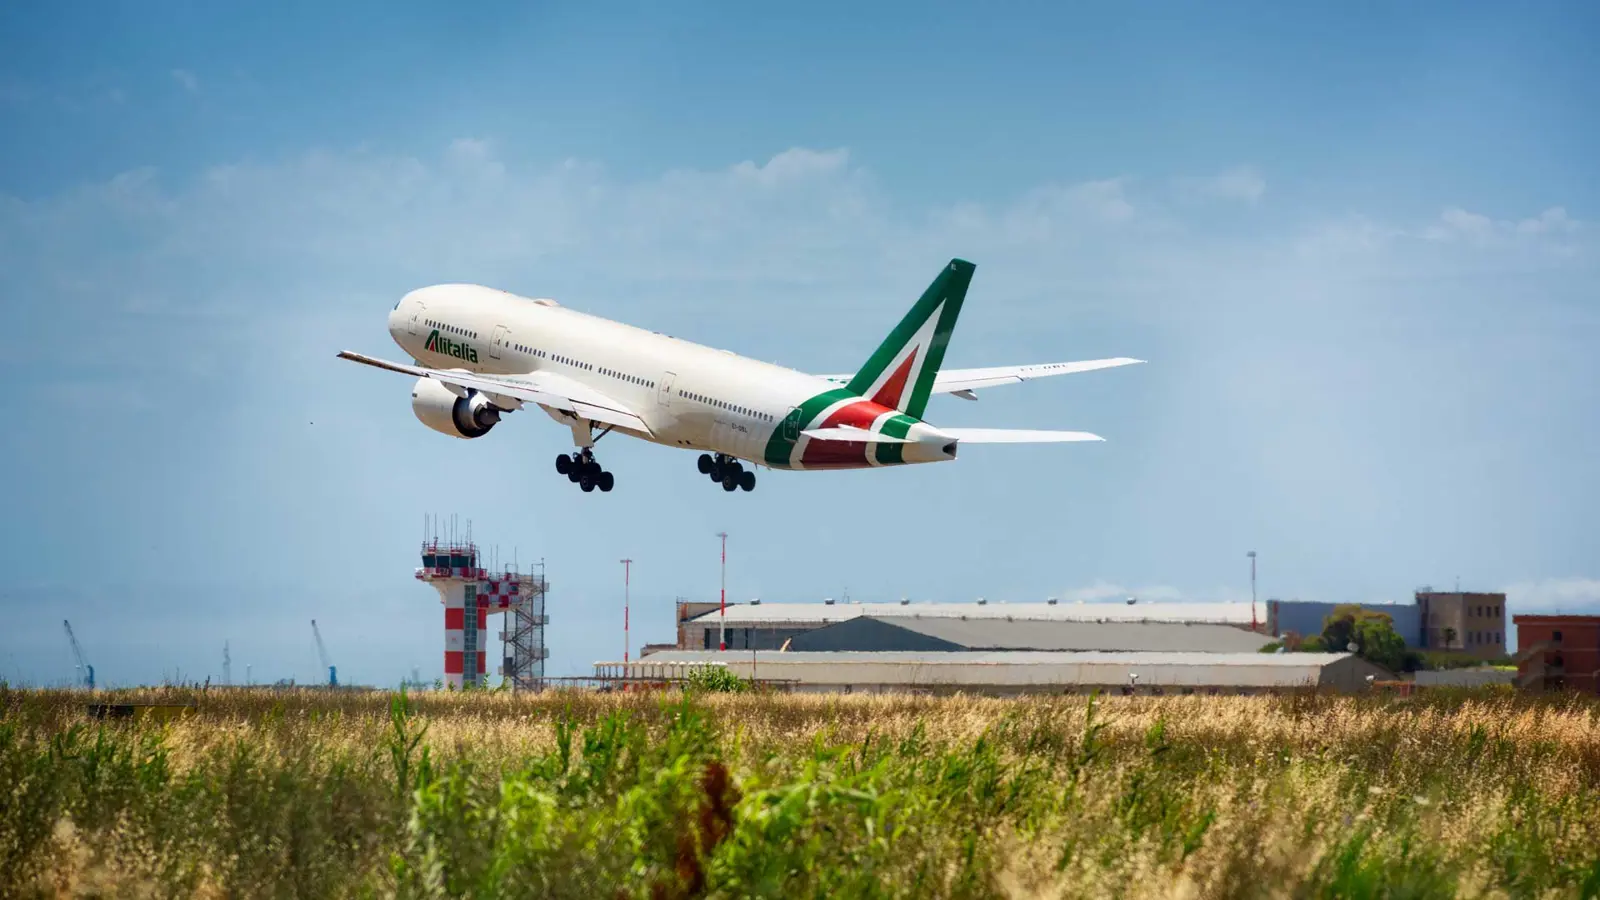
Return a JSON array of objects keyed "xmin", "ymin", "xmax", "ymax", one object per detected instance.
[{"xmin": 338, "ymin": 258, "xmax": 1143, "ymax": 493}]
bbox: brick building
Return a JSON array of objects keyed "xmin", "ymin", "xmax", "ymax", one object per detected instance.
[
  {"xmin": 1513, "ymin": 615, "xmax": 1600, "ymax": 694},
  {"xmin": 1417, "ymin": 591, "xmax": 1508, "ymax": 659}
]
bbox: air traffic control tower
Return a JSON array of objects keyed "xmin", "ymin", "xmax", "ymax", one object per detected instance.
[{"xmin": 416, "ymin": 540, "xmax": 549, "ymax": 689}]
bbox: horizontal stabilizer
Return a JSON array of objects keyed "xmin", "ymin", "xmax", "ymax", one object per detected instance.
[
  {"xmin": 813, "ymin": 357, "xmax": 1145, "ymax": 398},
  {"xmin": 932, "ymin": 358, "xmax": 1145, "ymax": 395},
  {"xmin": 942, "ymin": 427, "xmax": 1104, "ymax": 443},
  {"xmin": 800, "ymin": 426, "xmax": 913, "ymax": 443}
]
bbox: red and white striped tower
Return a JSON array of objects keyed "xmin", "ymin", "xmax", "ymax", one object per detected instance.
[
  {"xmin": 418, "ymin": 539, "xmax": 488, "ymax": 688},
  {"xmin": 416, "ymin": 532, "xmax": 550, "ymax": 690}
]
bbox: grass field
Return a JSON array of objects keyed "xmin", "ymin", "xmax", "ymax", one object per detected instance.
[{"xmin": 3, "ymin": 684, "xmax": 1600, "ymax": 899}]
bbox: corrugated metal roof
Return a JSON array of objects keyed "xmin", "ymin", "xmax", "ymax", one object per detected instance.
[
  {"xmin": 840, "ymin": 617, "xmax": 1276, "ymax": 653},
  {"xmin": 685, "ymin": 601, "xmax": 1257, "ymax": 626},
  {"xmin": 639, "ymin": 650, "xmax": 1349, "ymax": 667}
]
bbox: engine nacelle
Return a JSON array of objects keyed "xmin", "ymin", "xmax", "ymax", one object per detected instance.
[{"xmin": 411, "ymin": 377, "xmax": 503, "ymax": 439}]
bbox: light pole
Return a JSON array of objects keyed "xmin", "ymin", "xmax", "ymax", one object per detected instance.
[
  {"xmin": 620, "ymin": 558, "xmax": 633, "ymax": 663},
  {"xmin": 1247, "ymin": 550, "xmax": 1258, "ymax": 631},
  {"xmin": 716, "ymin": 532, "xmax": 728, "ymax": 651}
]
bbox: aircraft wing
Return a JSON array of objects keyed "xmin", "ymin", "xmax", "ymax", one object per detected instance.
[
  {"xmin": 816, "ymin": 358, "xmax": 1144, "ymax": 400},
  {"xmin": 336, "ymin": 351, "xmax": 653, "ymax": 435}
]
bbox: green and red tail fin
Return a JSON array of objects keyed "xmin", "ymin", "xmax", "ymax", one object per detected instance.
[{"xmin": 846, "ymin": 258, "xmax": 974, "ymax": 420}]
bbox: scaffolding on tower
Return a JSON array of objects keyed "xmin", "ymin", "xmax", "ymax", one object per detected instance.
[{"xmin": 415, "ymin": 520, "xmax": 549, "ymax": 690}]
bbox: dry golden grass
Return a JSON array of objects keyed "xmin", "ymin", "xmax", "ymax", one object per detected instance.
[{"xmin": 3, "ymin": 684, "xmax": 1599, "ymax": 898}]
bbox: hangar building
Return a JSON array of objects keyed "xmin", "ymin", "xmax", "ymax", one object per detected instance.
[
  {"xmin": 601, "ymin": 650, "xmax": 1390, "ymax": 696},
  {"xmin": 673, "ymin": 599, "xmax": 1266, "ymax": 654}
]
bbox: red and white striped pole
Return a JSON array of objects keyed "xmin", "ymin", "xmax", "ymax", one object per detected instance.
[
  {"xmin": 716, "ymin": 532, "xmax": 728, "ymax": 651},
  {"xmin": 620, "ymin": 558, "xmax": 632, "ymax": 662}
]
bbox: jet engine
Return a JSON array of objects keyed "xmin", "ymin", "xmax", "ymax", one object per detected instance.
[{"xmin": 411, "ymin": 377, "xmax": 503, "ymax": 439}]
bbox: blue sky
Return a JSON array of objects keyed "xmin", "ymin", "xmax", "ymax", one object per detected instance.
[{"xmin": 2, "ymin": 1, "xmax": 1596, "ymax": 686}]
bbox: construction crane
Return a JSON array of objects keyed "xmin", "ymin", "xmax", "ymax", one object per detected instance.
[
  {"xmin": 310, "ymin": 619, "xmax": 337, "ymax": 687},
  {"xmin": 62, "ymin": 619, "xmax": 94, "ymax": 690}
]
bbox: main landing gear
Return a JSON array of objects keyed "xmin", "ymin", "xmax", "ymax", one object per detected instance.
[
  {"xmin": 555, "ymin": 449, "xmax": 614, "ymax": 492},
  {"xmin": 698, "ymin": 453, "xmax": 756, "ymax": 492}
]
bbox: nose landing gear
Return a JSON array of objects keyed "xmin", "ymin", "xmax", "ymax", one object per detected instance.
[{"xmin": 698, "ymin": 453, "xmax": 755, "ymax": 492}]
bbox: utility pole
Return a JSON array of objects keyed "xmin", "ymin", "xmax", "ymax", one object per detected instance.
[
  {"xmin": 1247, "ymin": 551, "xmax": 1258, "ymax": 631},
  {"xmin": 620, "ymin": 558, "xmax": 633, "ymax": 662},
  {"xmin": 716, "ymin": 531, "xmax": 728, "ymax": 651}
]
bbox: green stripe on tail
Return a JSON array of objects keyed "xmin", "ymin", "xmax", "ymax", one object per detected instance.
[{"xmin": 846, "ymin": 259, "xmax": 974, "ymax": 420}]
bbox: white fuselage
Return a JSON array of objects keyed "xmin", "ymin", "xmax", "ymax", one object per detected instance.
[{"xmin": 387, "ymin": 284, "xmax": 955, "ymax": 470}]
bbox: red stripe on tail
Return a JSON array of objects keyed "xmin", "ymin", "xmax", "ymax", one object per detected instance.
[
  {"xmin": 870, "ymin": 346, "xmax": 918, "ymax": 410},
  {"xmin": 800, "ymin": 400, "xmax": 892, "ymax": 469}
]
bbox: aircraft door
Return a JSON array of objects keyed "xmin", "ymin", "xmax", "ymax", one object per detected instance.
[
  {"xmin": 489, "ymin": 324, "xmax": 509, "ymax": 360},
  {"xmin": 408, "ymin": 302, "xmax": 425, "ymax": 336},
  {"xmin": 782, "ymin": 406, "xmax": 801, "ymax": 442},
  {"xmin": 657, "ymin": 371, "xmax": 676, "ymax": 408}
]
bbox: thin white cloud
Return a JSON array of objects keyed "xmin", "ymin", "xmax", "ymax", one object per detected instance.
[
  {"xmin": 1421, "ymin": 205, "xmax": 1583, "ymax": 245},
  {"xmin": 1297, "ymin": 204, "xmax": 1586, "ymax": 261},
  {"xmin": 1515, "ymin": 207, "xmax": 1579, "ymax": 235},
  {"xmin": 1422, "ymin": 207, "xmax": 1494, "ymax": 243},
  {"xmin": 171, "ymin": 69, "xmax": 199, "ymax": 94},
  {"xmin": 1175, "ymin": 167, "xmax": 1266, "ymax": 205},
  {"xmin": 1501, "ymin": 577, "xmax": 1600, "ymax": 613}
]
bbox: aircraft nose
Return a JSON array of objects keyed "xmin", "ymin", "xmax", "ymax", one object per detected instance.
[{"xmin": 388, "ymin": 290, "xmax": 421, "ymax": 339}]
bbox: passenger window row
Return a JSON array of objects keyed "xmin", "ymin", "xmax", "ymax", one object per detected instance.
[
  {"xmin": 493, "ymin": 341, "xmax": 654, "ymax": 387},
  {"xmin": 598, "ymin": 366, "xmax": 654, "ymax": 389},
  {"xmin": 544, "ymin": 351, "xmax": 592, "ymax": 371},
  {"xmin": 677, "ymin": 389, "xmax": 773, "ymax": 422},
  {"xmin": 424, "ymin": 319, "xmax": 477, "ymax": 340}
]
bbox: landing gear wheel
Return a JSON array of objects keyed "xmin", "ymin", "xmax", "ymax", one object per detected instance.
[
  {"xmin": 721, "ymin": 473, "xmax": 739, "ymax": 492},
  {"xmin": 580, "ymin": 474, "xmax": 596, "ymax": 492},
  {"xmin": 555, "ymin": 454, "xmax": 572, "ymax": 475},
  {"xmin": 568, "ymin": 467, "xmax": 583, "ymax": 483},
  {"xmin": 739, "ymin": 470, "xmax": 756, "ymax": 492},
  {"xmin": 598, "ymin": 471, "xmax": 615, "ymax": 492},
  {"xmin": 697, "ymin": 454, "xmax": 714, "ymax": 475}
]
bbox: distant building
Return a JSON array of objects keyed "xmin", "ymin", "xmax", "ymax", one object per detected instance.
[
  {"xmin": 1513, "ymin": 615, "xmax": 1600, "ymax": 694},
  {"xmin": 1268, "ymin": 600, "xmax": 1423, "ymax": 647},
  {"xmin": 1266, "ymin": 592, "xmax": 1509, "ymax": 656},
  {"xmin": 673, "ymin": 599, "xmax": 1264, "ymax": 653},
  {"xmin": 1417, "ymin": 591, "xmax": 1508, "ymax": 658},
  {"xmin": 599, "ymin": 650, "xmax": 1391, "ymax": 696},
  {"xmin": 788, "ymin": 615, "xmax": 1276, "ymax": 654}
]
